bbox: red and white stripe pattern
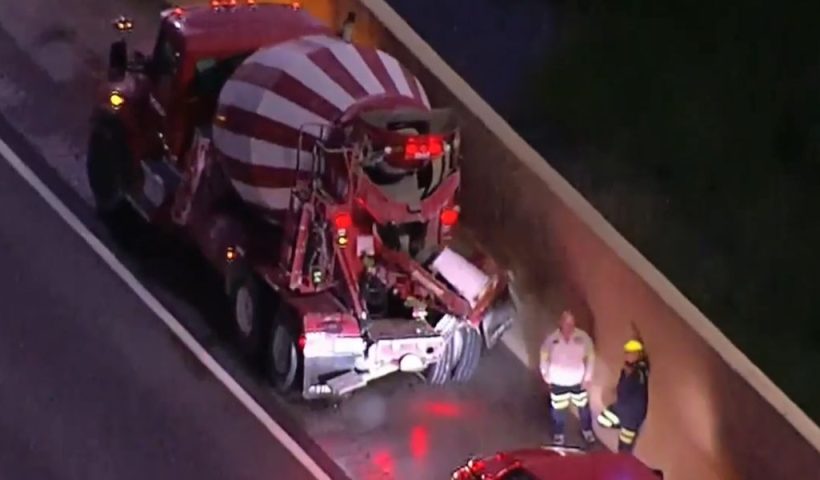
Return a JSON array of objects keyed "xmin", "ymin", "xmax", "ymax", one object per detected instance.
[{"xmin": 213, "ymin": 33, "xmax": 431, "ymax": 213}]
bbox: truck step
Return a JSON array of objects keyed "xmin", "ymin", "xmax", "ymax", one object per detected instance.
[{"xmin": 326, "ymin": 371, "xmax": 368, "ymax": 396}]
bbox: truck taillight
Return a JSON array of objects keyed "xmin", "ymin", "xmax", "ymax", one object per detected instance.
[
  {"xmin": 297, "ymin": 334, "xmax": 307, "ymax": 350},
  {"xmin": 404, "ymin": 135, "xmax": 444, "ymax": 161},
  {"xmin": 333, "ymin": 212, "xmax": 352, "ymax": 230},
  {"xmin": 333, "ymin": 212, "xmax": 352, "ymax": 247}
]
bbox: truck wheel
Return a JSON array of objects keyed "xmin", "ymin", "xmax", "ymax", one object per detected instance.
[
  {"xmin": 450, "ymin": 325, "xmax": 482, "ymax": 383},
  {"xmin": 268, "ymin": 321, "xmax": 300, "ymax": 393},
  {"xmin": 230, "ymin": 275, "xmax": 268, "ymax": 360},
  {"xmin": 425, "ymin": 315, "xmax": 458, "ymax": 385},
  {"xmin": 425, "ymin": 340, "xmax": 455, "ymax": 385},
  {"xmin": 87, "ymin": 120, "xmax": 129, "ymax": 215}
]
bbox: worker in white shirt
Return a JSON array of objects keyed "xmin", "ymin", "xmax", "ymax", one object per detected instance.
[{"xmin": 539, "ymin": 310, "xmax": 596, "ymax": 446}]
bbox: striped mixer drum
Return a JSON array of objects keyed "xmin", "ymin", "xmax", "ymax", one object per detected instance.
[{"xmin": 212, "ymin": 32, "xmax": 432, "ymax": 215}]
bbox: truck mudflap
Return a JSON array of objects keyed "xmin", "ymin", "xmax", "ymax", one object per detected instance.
[{"xmin": 301, "ymin": 319, "xmax": 445, "ymax": 399}]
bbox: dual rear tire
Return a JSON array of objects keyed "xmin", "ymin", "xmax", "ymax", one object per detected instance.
[
  {"xmin": 233, "ymin": 274, "xmax": 482, "ymax": 392},
  {"xmin": 230, "ymin": 273, "xmax": 301, "ymax": 394}
]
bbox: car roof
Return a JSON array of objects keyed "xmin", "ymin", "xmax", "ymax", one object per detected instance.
[{"xmin": 517, "ymin": 449, "xmax": 660, "ymax": 480}]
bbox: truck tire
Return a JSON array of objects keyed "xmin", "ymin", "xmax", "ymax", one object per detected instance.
[
  {"xmin": 267, "ymin": 317, "xmax": 301, "ymax": 393},
  {"xmin": 425, "ymin": 315, "xmax": 459, "ymax": 385},
  {"xmin": 86, "ymin": 119, "xmax": 130, "ymax": 215},
  {"xmin": 425, "ymin": 338, "xmax": 456, "ymax": 385},
  {"xmin": 450, "ymin": 325, "xmax": 482, "ymax": 383},
  {"xmin": 229, "ymin": 274, "xmax": 269, "ymax": 360}
]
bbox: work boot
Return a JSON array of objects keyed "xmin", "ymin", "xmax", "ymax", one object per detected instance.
[
  {"xmin": 552, "ymin": 434, "xmax": 565, "ymax": 446},
  {"xmin": 582, "ymin": 429, "xmax": 596, "ymax": 445}
]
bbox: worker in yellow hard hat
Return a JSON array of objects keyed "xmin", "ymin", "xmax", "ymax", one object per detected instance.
[{"xmin": 596, "ymin": 339, "xmax": 650, "ymax": 453}]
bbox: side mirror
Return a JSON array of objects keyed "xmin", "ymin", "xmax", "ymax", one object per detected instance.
[
  {"xmin": 108, "ymin": 40, "xmax": 128, "ymax": 81},
  {"xmin": 108, "ymin": 16, "xmax": 134, "ymax": 81}
]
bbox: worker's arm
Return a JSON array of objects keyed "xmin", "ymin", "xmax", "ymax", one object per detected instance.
[
  {"xmin": 539, "ymin": 334, "xmax": 553, "ymax": 382},
  {"xmin": 582, "ymin": 331, "xmax": 595, "ymax": 384}
]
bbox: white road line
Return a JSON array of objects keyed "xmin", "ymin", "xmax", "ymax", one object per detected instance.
[{"xmin": 0, "ymin": 137, "xmax": 333, "ymax": 480}]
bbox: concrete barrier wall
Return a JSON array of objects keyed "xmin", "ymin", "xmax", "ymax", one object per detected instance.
[{"xmin": 290, "ymin": 0, "xmax": 820, "ymax": 478}]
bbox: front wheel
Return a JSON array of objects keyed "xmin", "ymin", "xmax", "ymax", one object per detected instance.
[{"xmin": 86, "ymin": 120, "xmax": 130, "ymax": 215}]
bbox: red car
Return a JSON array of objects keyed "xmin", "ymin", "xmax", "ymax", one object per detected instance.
[{"xmin": 451, "ymin": 446, "xmax": 664, "ymax": 480}]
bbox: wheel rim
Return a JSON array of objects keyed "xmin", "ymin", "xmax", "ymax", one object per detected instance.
[
  {"xmin": 272, "ymin": 325, "xmax": 292, "ymax": 376},
  {"xmin": 235, "ymin": 286, "xmax": 254, "ymax": 337}
]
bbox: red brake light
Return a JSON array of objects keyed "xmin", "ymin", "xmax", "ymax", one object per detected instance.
[
  {"xmin": 404, "ymin": 135, "xmax": 444, "ymax": 160},
  {"xmin": 333, "ymin": 212, "xmax": 353, "ymax": 230},
  {"xmin": 467, "ymin": 458, "xmax": 486, "ymax": 474},
  {"xmin": 440, "ymin": 207, "xmax": 459, "ymax": 227},
  {"xmin": 297, "ymin": 334, "xmax": 307, "ymax": 350}
]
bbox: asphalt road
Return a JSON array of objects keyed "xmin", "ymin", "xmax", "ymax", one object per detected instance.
[
  {"xmin": 0, "ymin": 148, "xmax": 317, "ymax": 480},
  {"xmin": 0, "ymin": 1, "xmax": 586, "ymax": 479}
]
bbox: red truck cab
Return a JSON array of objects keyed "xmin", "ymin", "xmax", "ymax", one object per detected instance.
[{"xmin": 451, "ymin": 447, "xmax": 664, "ymax": 480}]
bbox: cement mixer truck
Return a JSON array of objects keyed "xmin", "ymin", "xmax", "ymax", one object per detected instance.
[{"xmin": 87, "ymin": 1, "xmax": 516, "ymax": 399}]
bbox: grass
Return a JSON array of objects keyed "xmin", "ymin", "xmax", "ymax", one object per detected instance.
[{"xmin": 519, "ymin": 0, "xmax": 820, "ymax": 421}]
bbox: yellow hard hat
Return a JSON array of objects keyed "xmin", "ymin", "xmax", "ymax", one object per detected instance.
[{"xmin": 624, "ymin": 339, "xmax": 644, "ymax": 353}]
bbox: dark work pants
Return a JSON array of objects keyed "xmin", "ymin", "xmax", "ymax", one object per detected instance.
[
  {"xmin": 597, "ymin": 404, "xmax": 645, "ymax": 453},
  {"xmin": 549, "ymin": 384, "xmax": 592, "ymax": 435}
]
